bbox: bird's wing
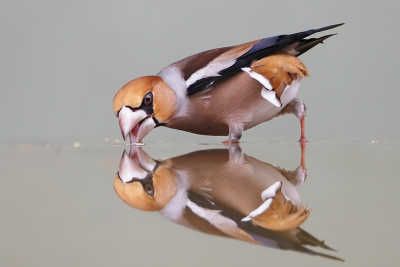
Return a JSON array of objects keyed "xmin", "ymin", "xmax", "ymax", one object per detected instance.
[{"xmin": 183, "ymin": 23, "xmax": 343, "ymax": 96}]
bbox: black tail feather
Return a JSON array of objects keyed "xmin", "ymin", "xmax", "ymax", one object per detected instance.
[
  {"xmin": 295, "ymin": 34, "xmax": 337, "ymax": 56},
  {"xmin": 315, "ymin": 23, "xmax": 345, "ymax": 33}
]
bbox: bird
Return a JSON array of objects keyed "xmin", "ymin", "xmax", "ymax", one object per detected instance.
[
  {"xmin": 113, "ymin": 146, "xmax": 341, "ymax": 260},
  {"xmin": 115, "ymin": 146, "xmax": 307, "ymax": 222},
  {"xmin": 113, "ymin": 23, "xmax": 343, "ymax": 144}
]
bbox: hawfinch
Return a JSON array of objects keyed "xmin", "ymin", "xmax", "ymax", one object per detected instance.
[
  {"xmin": 113, "ymin": 24, "xmax": 343, "ymax": 144},
  {"xmin": 114, "ymin": 146, "xmax": 340, "ymax": 259}
]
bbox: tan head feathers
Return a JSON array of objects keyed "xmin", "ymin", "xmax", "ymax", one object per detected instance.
[
  {"xmin": 113, "ymin": 76, "xmax": 177, "ymax": 123},
  {"xmin": 114, "ymin": 165, "xmax": 177, "ymax": 211}
]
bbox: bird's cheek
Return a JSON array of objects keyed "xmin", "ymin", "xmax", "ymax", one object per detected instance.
[
  {"xmin": 152, "ymin": 166, "xmax": 177, "ymax": 208},
  {"xmin": 152, "ymin": 83, "xmax": 177, "ymax": 122},
  {"xmin": 114, "ymin": 176, "xmax": 154, "ymax": 211}
]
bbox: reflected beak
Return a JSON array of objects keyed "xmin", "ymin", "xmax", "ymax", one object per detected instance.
[
  {"xmin": 118, "ymin": 106, "xmax": 156, "ymax": 143},
  {"xmin": 136, "ymin": 148, "xmax": 157, "ymax": 172},
  {"xmin": 128, "ymin": 146, "xmax": 157, "ymax": 171},
  {"xmin": 119, "ymin": 150, "xmax": 148, "ymax": 183}
]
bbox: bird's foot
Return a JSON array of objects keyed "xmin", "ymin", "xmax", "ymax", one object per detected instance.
[
  {"xmin": 299, "ymin": 136, "xmax": 307, "ymax": 143},
  {"xmin": 291, "ymin": 165, "xmax": 307, "ymax": 185},
  {"xmin": 222, "ymin": 137, "xmax": 241, "ymax": 144}
]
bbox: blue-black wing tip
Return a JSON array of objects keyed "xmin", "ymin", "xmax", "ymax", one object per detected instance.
[{"xmin": 315, "ymin": 23, "xmax": 344, "ymax": 33}]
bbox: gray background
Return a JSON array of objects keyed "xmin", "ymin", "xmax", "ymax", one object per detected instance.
[
  {"xmin": 1, "ymin": 0, "xmax": 399, "ymax": 143},
  {"xmin": 2, "ymin": 2, "xmax": 400, "ymax": 266},
  {"xmin": 2, "ymin": 142, "xmax": 400, "ymax": 266}
]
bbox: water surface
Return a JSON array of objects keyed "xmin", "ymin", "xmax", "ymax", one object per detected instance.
[{"xmin": 1, "ymin": 140, "xmax": 399, "ymax": 266}]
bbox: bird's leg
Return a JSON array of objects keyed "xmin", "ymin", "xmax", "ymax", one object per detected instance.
[
  {"xmin": 299, "ymin": 111, "xmax": 306, "ymax": 143},
  {"xmin": 223, "ymin": 122, "xmax": 244, "ymax": 143},
  {"xmin": 275, "ymin": 165, "xmax": 307, "ymax": 186},
  {"xmin": 300, "ymin": 138, "xmax": 306, "ymax": 170},
  {"xmin": 274, "ymin": 142, "xmax": 307, "ymax": 185},
  {"xmin": 226, "ymin": 143, "xmax": 244, "ymax": 164},
  {"xmin": 275, "ymin": 98, "xmax": 307, "ymax": 142}
]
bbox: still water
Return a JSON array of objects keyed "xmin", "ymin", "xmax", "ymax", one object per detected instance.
[{"xmin": 1, "ymin": 140, "xmax": 399, "ymax": 266}]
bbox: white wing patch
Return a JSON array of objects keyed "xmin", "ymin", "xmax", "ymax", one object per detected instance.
[
  {"xmin": 242, "ymin": 181, "xmax": 282, "ymax": 222},
  {"xmin": 185, "ymin": 59, "xmax": 236, "ymax": 87},
  {"xmin": 187, "ymin": 200, "xmax": 237, "ymax": 227},
  {"xmin": 261, "ymin": 89, "xmax": 282, "ymax": 107},
  {"xmin": 241, "ymin": 67, "xmax": 273, "ymax": 90},
  {"xmin": 241, "ymin": 198, "xmax": 273, "ymax": 222},
  {"xmin": 242, "ymin": 67, "xmax": 282, "ymax": 107}
]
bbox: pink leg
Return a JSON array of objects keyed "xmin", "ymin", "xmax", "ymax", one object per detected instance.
[
  {"xmin": 300, "ymin": 140, "xmax": 306, "ymax": 170},
  {"xmin": 299, "ymin": 112, "xmax": 307, "ymax": 143}
]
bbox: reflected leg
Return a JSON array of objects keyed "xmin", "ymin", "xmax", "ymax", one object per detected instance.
[{"xmin": 274, "ymin": 141, "xmax": 307, "ymax": 185}]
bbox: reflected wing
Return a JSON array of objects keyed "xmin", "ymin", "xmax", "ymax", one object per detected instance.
[
  {"xmin": 249, "ymin": 184, "xmax": 311, "ymax": 232},
  {"xmin": 186, "ymin": 191, "xmax": 342, "ymax": 261}
]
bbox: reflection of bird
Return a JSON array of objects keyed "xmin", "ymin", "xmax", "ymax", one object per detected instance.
[
  {"xmin": 114, "ymin": 146, "xmax": 341, "ymax": 260},
  {"xmin": 113, "ymin": 24, "xmax": 343, "ymax": 144}
]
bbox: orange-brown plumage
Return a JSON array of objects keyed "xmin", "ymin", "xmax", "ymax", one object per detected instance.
[
  {"xmin": 113, "ymin": 165, "xmax": 177, "ymax": 211},
  {"xmin": 113, "ymin": 76, "xmax": 158, "ymax": 114},
  {"xmin": 250, "ymin": 186, "xmax": 311, "ymax": 232},
  {"xmin": 151, "ymin": 79, "xmax": 177, "ymax": 122},
  {"xmin": 250, "ymin": 52, "xmax": 310, "ymax": 99},
  {"xmin": 113, "ymin": 76, "xmax": 176, "ymax": 122}
]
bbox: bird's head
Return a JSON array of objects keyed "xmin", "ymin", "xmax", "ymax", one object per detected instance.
[
  {"xmin": 113, "ymin": 76, "xmax": 177, "ymax": 143},
  {"xmin": 114, "ymin": 149, "xmax": 177, "ymax": 211}
]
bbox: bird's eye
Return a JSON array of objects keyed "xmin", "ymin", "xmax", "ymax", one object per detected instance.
[
  {"xmin": 143, "ymin": 183, "xmax": 154, "ymax": 197},
  {"xmin": 144, "ymin": 92, "xmax": 153, "ymax": 105}
]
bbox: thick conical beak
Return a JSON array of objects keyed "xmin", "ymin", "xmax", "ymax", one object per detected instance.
[
  {"xmin": 118, "ymin": 107, "xmax": 147, "ymax": 141},
  {"xmin": 126, "ymin": 116, "xmax": 157, "ymax": 144},
  {"xmin": 136, "ymin": 117, "xmax": 156, "ymax": 143}
]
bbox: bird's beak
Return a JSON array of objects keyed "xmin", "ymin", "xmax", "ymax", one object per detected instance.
[
  {"xmin": 135, "ymin": 117, "xmax": 156, "ymax": 143},
  {"xmin": 118, "ymin": 106, "xmax": 156, "ymax": 143}
]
